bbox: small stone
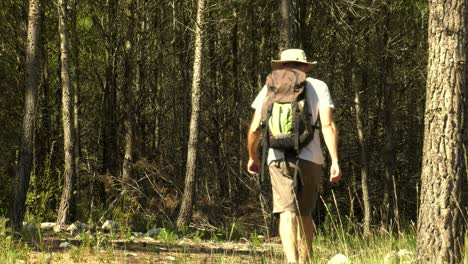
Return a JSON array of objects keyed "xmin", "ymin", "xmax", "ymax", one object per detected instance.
[
  {"xmin": 40, "ymin": 222, "xmax": 56, "ymax": 230},
  {"xmin": 67, "ymin": 224, "xmax": 78, "ymax": 231},
  {"xmin": 328, "ymin": 253, "xmax": 350, "ymax": 264},
  {"xmin": 74, "ymin": 221, "xmax": 89, "ymax": 230},
  {"xmin": 101, "ymin": 220, "xmax": 119, "ymax": 231},
  {"xmin": 147, "ymin": 228, "xmax": 161, "ymax": 237},
  {"xmin": 59, "ymin": 241, "xmax": 71, "ymax": 248},
  {"xmin": 177, "ymin": 238, "xmax": 192, "ymax": 245},
  {"xmin": 53, "ymin": 225, "xmax": 62, "ymax": 233},
  {"xmin": 165, "ymin": 256, "xmax": 176, "ymax": 261},
  {"xmin": 125, "ymin": 252, "xmax": 138, "ymax": 257},
  {"xmin": 22, "ymin": 222, "xmax": 36, "ymax": 232},
  {"xmin": 143, "ymin": 236, "xmax": 155, "ymax": 241},
  {"xmin": 131, "ymin": 232, "xmax": 143, "ymax": 237},
  {"xmin": 67, "ymin": 224, "xmax": 79, "ymax": 236}
]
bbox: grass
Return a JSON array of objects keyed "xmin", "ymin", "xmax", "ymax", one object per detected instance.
[
  {"xmin": 313, "ymin": 230, "xmax": 416, "ymax": 263},
  {"xmin": 0, "ymin": 216, "xmax": 466, "ymax": 263}
]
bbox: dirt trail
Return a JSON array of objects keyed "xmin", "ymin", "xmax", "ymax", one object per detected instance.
[{"xmin": 27, "ymin": 234, "xmax": 284, "ymax": 263}]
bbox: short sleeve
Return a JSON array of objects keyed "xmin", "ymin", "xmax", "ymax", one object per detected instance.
[
  {"xmin": 251, "ymin": 85, "xmax": 267, "ymax": 110},
  {"xmin": 315, "ymin": 79, "xmax": 334, "ymax": 109}
]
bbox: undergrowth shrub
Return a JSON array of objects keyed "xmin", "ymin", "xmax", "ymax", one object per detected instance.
[{"xmin": 0, "ymin": 218, "xmax": 29, "ymax": 263}]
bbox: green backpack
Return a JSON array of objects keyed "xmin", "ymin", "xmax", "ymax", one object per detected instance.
[{"xmin": 260, "ymin": 69, "xmax": 319, "ymax": 163}]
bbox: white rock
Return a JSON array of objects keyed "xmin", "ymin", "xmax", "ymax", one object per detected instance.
[
  {"xmin": 143, "ymin": 236, "xmax": 155, "ymax": 241},
  {"xmin": 22, "ymin": 222, "xmax": 36, "ymax": 232},
  {"xmin": 328, "ymin": 253, "xmax": 350, "ymax": 264},
  {"xmin": 59, "ymin": 241, "xmax": 71, "ymax": 248},
  {"xmin": 131, "ymin": 232, "xmax": 143, "ymax": 237},
  {"xmin": 125, "ymin": 252, "xmax": 138, "ymax": 257},
  {"xmin": 74, "ymin": 221, "xmax": 89, "ymax": 230},
  {"xmin": 101, "ymin": 220, "xmax": 119, "ymax": 231},
  {"xmin": 40, "ymin": 222, "xmax": 56, "ymax": 230},
  {"xmin": 53, "ymin": 225, "xmax": 62, "ymax": 233},
  {"xmin": 147, "ymin": 228, "xmax": 161, "ymax": 237},
  {"xmin": 67, "ymin": 224, "xmax": 78, "ymax": 232},
  {"xmin": 165, "ymin": 256, "xmax": 176, "ymax": 261}
]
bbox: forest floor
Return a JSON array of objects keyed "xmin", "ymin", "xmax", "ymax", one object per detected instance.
[
  {"xmin": 19, "ymin": 231, "xmax": 286, "ymax": 264},
  {"xmin": 3, "ymin": 227, "xmax": 430, "ymax": 264},
  {"xmin": 3, "ymin": 220, "xmax": 467, "ymax": 263}
]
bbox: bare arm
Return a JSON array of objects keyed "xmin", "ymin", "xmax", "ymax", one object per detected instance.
[
  {"xmin": 320, "ymin": 106, "xmax": 342, "ymax": 182},
  {"xmin": 247, "ymin": 110, "xmax": 262, "ymax": 175}
]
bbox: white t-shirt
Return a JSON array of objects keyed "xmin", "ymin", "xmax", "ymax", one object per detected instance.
[{"xmin": 251, "ymin": 77, "xmax": 334, "ymax": 165}]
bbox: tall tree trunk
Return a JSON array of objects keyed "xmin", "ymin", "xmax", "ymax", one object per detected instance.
[
  {"xmin": 122, "ymin": 0, "xmax": 135, "ymax": 189},
  {"xmin": 354, "ymin": 67, "xmax": 371, "ymax": 237},
  {"xmin": 56, "ymin": 0, "xmax": 76, "ymax": 226},
  {"xmin": 417, "ymin": 0, "xmax": 466, "ymax": 262},
  {"xmin": 380, "ymin": 2, "xmax": 394, "ymax": 230},
  {"xmin": 8, "ymin": 0, "xmax": 42, "ymax": 230},
  {"xmin": 278, "ymin": 0, "xmax": 290, "ymax": 51},
  {"xmin": 71, "ymin": 0, "xmax": 80, "ymax": 167},
  {"xmin": 176, "ymin": 0, "xmax": 206, "ymax": 230},
  {"xmin": 102, "ymin": 0, "xmax": 118, "ymax": 177},
  {"xmin": 231, "ymin": 6, "xmax": 240, "ymax": 206}
]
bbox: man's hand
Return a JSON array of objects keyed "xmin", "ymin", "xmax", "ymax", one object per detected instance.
[
  {"xmin": 247, "ymin": 157, "xmax": 261, "ymax": 176},
  {"xmin": 329, "ymin": 161, "xmax": 342, "ymax": 183}
]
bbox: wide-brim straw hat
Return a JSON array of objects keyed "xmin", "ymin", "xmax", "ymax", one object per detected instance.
[{"xmin": 271, "ymin": 49, "xmax": 317, "ymax": 72}]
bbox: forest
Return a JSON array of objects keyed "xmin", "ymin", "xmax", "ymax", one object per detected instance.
[{"xmin": 0, "ymin": 0, "xmax": 466, "ymax": 263}]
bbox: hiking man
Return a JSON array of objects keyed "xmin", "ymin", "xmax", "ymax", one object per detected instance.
[{"xmin": 247, "ymin": 49, "xmax": 342, "ymax": 263}]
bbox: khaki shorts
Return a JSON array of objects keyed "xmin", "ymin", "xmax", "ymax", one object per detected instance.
[{"xmin": 269, "ymin": 158, "xmax": 322, "ymax": 216}]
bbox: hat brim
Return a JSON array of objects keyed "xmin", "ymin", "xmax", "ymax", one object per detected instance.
[{"xmin": 271, "ymin": 60, "xmax": 317, "ymax": 72}]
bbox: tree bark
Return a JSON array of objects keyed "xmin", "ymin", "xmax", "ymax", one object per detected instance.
[
  {"xmin": 56, "ymin": 0, "xmax": 76, "ymax": 226},
  {"xmin": 278, "ymin": 0, "xmax": 290, "ymax": 51},
  {"xmin": 231, "ymin": 6, "xmax": 240, "ymax": 205},
  {"xmin": 8, "ymin": 0, "xmax": 42, "ymax": 230},
  {"xmin": 354, "ymin": 67, "xmax": 371, "ymax": 237},
  {"xmin": 176, "ymin": 0, "xmax": 206, "ymax": 230},
  {"xmin": 122, "ymin": 0, "xmax": 135, "ymax": 189},
  {"xmin": 71, "ymin": 0, "xmax": 80, "ymax": 167},
  {"xmin": 102, "ymin": 0, "xmax": 118, "ymax": 177},
  {"xmin": 417, "ymin": 0, "xmax": 466, "ymax": 262},
  {"xmin": 380, "ymin": 1, "xmax": 395, "ymax": 230}
]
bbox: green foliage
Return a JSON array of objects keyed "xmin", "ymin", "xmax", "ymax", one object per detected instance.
[
  {"xmin": 69, "ymin": 246, "xmax": 85, "ymax": 263},
  {"xmin": 0, "ymin": 218, "xmax": 29, "ymax": 263},
  {"xmin": 157, "ymin": 228, "xmax": 178, "ymax": 244},
  {"xmin": 25, "ymin": 142, "xmax": 62, "ymax": 221},
  {"xmin": 248, "ymin": 231, "xmax": 264, "ymax": 249}
]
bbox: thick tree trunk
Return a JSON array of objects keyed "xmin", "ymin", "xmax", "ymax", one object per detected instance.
[
  {"xmin": 380, "ymin": 2, "xmax": 394, "ymax": 230},
  {"xmin": 417, "ymin": 0, "xmax": 466, "ymax": 262},
  {"xmin": 102, "ymin": 0, "xmax": 118, "ymax": 177},
  {"xmin": 8, "ymin": 0, "xmax": 42, "ymax": 230},
  {"xmin": 176, "ymin": 0, "xmax": 206, "ymax": 230},
  {"xmin": 56, "ymin": 0, "xmax": 76, "ymax": 226}
]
